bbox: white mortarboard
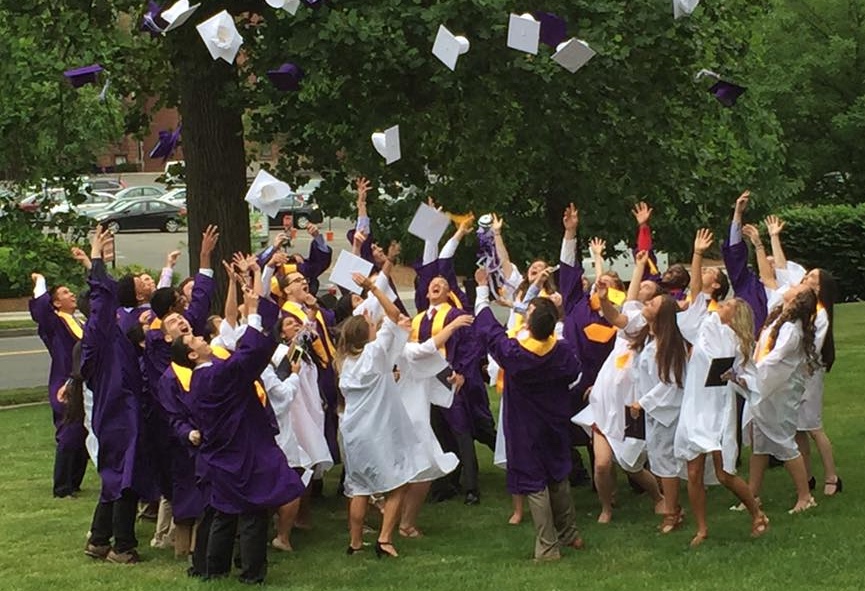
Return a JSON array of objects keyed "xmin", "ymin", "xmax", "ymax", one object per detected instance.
[
  {"xmin": 673, "ymin": 0, "xmax": 700, "ymax": 19},
  {"xmin": 196, "ymin": 10, "xmax": 244, "ymax": 64},
  {"xmin": 408, "ymin": 202, "xmax": 451, "ymax": 244},
  {"xmin": 245, "ymin": 169, "xmax": 292, "ymax": 218},
  {"xmin": 329, "ymin": 251, "xmax": 374, "ymax": 295},
  {"xmin": 432, "ymin": 24, "xmax": 470, "ymax": 71},
  {"xmin": 161, "ymin": 0, "xmax": 200, "ymax": 33},
  {"xmin": 371, "ymin": 125, "xmax": 401, "ymax": 165},
  {"xmin": 507, "ymin": 13, "xmax": 541, "ymax": 55},
  {"xmin": 266, "ymin": 0, "xmax": 301, "ymax": 15},
  {"xmin": 551, "ymin": 38, "xmax": 596, "ymax": 73}
]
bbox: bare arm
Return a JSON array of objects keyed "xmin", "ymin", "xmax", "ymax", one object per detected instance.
[
  {"xmin": 431, "ymin": 314, "xmax": 473, "ymax": 350},
  {"xmin": 627, "ymin": 250, "xmax": 649, "ymax": 302},
  {"xmin": 589, "ymin": 237, "xmax": 605, "ymax": 282},
  {"xmin": 596, "ymin": 281, "xmax": 627, "ymax": 329},
  {"xmin": 491, "ymin": 214, "xmax": 513, "ymax": 279},
  {"xmin": 354, "ymin": 273, "xmax": 399, "ymax": 323},
  {"xmin": 690, "ymin": 228, "xmax": 714, "ymax": 296},
  {"xmin": 743, "ymin": 224, "xmax": 777, "ymax": 290},
  {"xmin": 765, "ymin": 215, "xmax": 788, "ymax": 269},
  {"xmin": 221, "ymin": 261, "xmax": 239, "ymax": 328}
]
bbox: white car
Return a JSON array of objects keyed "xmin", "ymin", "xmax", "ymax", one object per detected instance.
[
  {"xmin": 109, "ymin": 185, "xmax": 166, "ymax": 201},
  {"xmin": 160, "ymin": 187, "xmax": 186, "ymax": 208},
  {"xmin": 48, "ymin": 192, "xmax": 116, "ymax": 218}
]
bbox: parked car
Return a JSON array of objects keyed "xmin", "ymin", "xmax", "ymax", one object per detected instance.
[
  {"xmin": 48, "ymin": 192, "xmax": 116, "ymax": 218},
  {"xmin": 82, "ymin": 178, "xmax": 126, "ymax": 194},
  {"xmin": 92, "ymin": 198, "xmax": 186, "ymax": 233},
  {"xmin": 18, "ymin": 188, "xmax": 75, "ymax": 216},
  {"xmin": 109, "ymin": 185, "xmax": 166, "ymax": 201},
  {"xmin": 259, "ymin": 179, "xmax": 324, "ymax": 229},
  {"xmin": 160, "ymin": 187, "xmax": 186, "ymax": 208}
]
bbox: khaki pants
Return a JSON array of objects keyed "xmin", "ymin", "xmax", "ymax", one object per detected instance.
[{"xmin": 526, "ymin": 479, "xmax": 580, "ymax": 560}]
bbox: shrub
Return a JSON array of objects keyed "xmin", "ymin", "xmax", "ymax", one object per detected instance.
[{"xmin": 777, "ymin": 203, "xmax": 865, "ymax": 302}]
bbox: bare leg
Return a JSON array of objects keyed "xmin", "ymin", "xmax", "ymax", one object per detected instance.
[
  {"xmin": 808, "ymin": 430, "xmax": 840, "ymax": 495},
  {"xmin": 272, "ymin": 499, "xmax": 300, "ymax": 551},
  {"xmin": 627, "ymin": 469, "xmax": 664, "ymax": 511},
  {"xmin": 377, "ymin": 486, "xmax": 407, "ymax": 557},
  {"xmin": 592, "ymin": 433, "xmax": 616, "ymax": 523},
  {"xmin": 795, "ymin": 432, "xmax": 812, "ymax": 480},
  {"xmin": 784, "ymin": 455, "xmax": 816, "ymax": 512},
  {"xmin": 295, "ymin": 487, "xmax": 313, "ymax": 530},
  {"xmin": 399, "ymin": 482, "xmax": 431, "ymax": 536},
  {"xmin": 348, "ymin": 496, "xmax": 369, "ymax": 550},
  {"xmin": 508, "ymin": 495, "xmax": 524, "ymax": 525},
  {"xmin": 748, "ymin": 453, "xmax": 770, "ymax": 498},
  {"xmin": 686, "ymin": 455, "xmax": 708, "ymax": 542},
  {"xmin": 711, "ymin": 452, "xmax": 767, "ymax": 538},
  {"xmin": 658, "ymin": 477, "xmax": 681, "ymax": 534}
]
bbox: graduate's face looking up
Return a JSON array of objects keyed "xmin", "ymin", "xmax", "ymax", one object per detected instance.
[
  {"xmin": 701, "ymin": 266, "xmax": 721, "ymax": 293},
  {"xmin": 51, "ymin": 286, "xmax": 77, "ymax": 313},
  {"xmin": 284, "ymin": 273, "xmax": 309, "ymax": 301},
  {"xmin": 181, "ymin": 334, "xmax": 211, "ymax": 364},
  {"xmin": 641, "ymin": 295, "xmax": 664, "ymax": 321},
  {"xmin": 662, "ymin": 264, "xmax": 688, "ymax": 289},
  {"xmin": 782, "ymin": 283, "xmax": 812, "ymax": 307},
  {"xmin": 802, "ymin": 269, "xmax": 820, "ymax": 294},
  {"xmin": 527, "ymin": 260, "xmax": 547, "ymax": 283},
  {"xmin": 281, "ymin": 316, "xmax": 302, "ymax": 341},
  {"xmin": 637, "ymin": 280, "xmax": 660, "ymax": 303},
  {"xmin": 137, "ymin": 274, "xmax": 155, "ymax": 302},
  {"xmin": 427, "ymin": 277, "xmax": 450, "ymax": 305},
  {"xmin": 716, "ymin": 299, "xmax": 737, "ymax": 325},
  {"xmin": 163, "ymin": 313, "xmax": 191, "ymax": 341}
]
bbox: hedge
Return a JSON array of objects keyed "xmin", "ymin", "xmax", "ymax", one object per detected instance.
[{"xmin": 777, "ymin": 203, "xmax": 865, "ymax": 302}]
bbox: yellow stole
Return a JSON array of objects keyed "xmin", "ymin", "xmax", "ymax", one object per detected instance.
[
  {"xmin": 150, "ymin": 317, "xmax": 163, "ymax": 331},
  {"xmin": 410, "ymin": 303, "xmax": 454, "ymax": 356},
  {"xmin": 173, "ymin": 345, "xmax": 266, "ymax": 406},
  {"xmin": 517, "ymin": 333, "xmax": 557, "ymax": 356},
  {"xmin": 56, "ymin": 311, "xmax": 83, "ymax": 340},
  {"xmin": 281, "ymin": 301, "xmax": 335, "ymax": 368}
]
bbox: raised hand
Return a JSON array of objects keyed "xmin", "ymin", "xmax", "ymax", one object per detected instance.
[
  {"xmin": 549, "ymin": 292, "xmax": 563, "ymax": 309},
  {"xmin": 267, "ymin": 251, "xmax": 288, "ymax": 268},
  {"xmin": 31, "ymin": 272, "xmax": 44, "ymax": 284},
  {"xmin": 694, "ymin": 228, "xmax": 714, "ymax": 255},
  {"xmin": 70, "ymin": 247, "xmax": 91, "ymax": 269},
  {"xmin": 533, "ymin": 266, "xmax": 553, "ymax": 287},
  {"xmin": 735, "ymin": 190, "xmax": 751, "ymax": 216},
  {"xmin": 562, "ymin": 203, "xmax": 579, "ymax": 235},
  {"xmin": 474, "ymin": 267, "xmax": 489, "ymax": 286},
  {"xmin": 742, "ymin": 223, "xmax": 761, "ymax": 246},
  {"xmin": 356, "ymin": 176, "xmax": 371, "ymax": 206},
  {"xmin": 634, "ymin": 250, "xmax": 649, "ymax": 266},
  {"xmin": 200, "ymin": 225, "xmax": 219, "ymax": 268},
  {"xmin": 765, "ymin": 215, "xmax": 784, "ymax": 237},
  {"xmin": 427, "ymin": 196, "xmax": 441, "ymax": 211},
  {"xmin": 589, "ymin": 237, "xmax": 606, "ymax": 257},
  {"xmin": 450, "ymin": 313, "xmax": 474, "ymax": 330},
  {"xmin": 272, "ymin": 232, "xmax": 289, "ymax": 248},
  {"xmin": 90, "ymin": 224, "xmax": 111, "ymax": 259},
  {"xmin": 351, "ymin": 272, "xmax": 373, "ymax": 292},
  {"xmin": 242, "ymin": 284, "xmax": 260, "ymax": 314},
  {"xmin": 595, "ymin": 279, "xmax": 609, "ymax": 300},
  {"xmin": 694, "ymin": 228, "xmax": 715, "ymax": 254},
  {"xmin": 307, "ymin": 223, "xmax": 320, "ymax": 238},
  {"xmin": 491, "ymin": 213, "xmax": 504, "ymax": 234},
  {"xmin": 632, "ymin": 202, "xmax": 652, "ymax": 226},
  {"xmin": 397, "ymin": 314, "xmax": 412, "ymax": 332},
  {"xmin": 232, "ymin": 252, "xmax": 250, "ymax": 274},
  {"xmin": 166, "ymin": 250, "xmax": 181, "ymax": 268},
  {"xmin": 386, "ymin": 240, "xmax": 401, "ymax": 261}
]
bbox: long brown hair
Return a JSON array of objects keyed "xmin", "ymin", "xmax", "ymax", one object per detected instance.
[
  {"xmin": 515, "ymin": 260, "xmax": 556, "ymax": 302},
  {"xmin": 631, "ymin": 295, "xmax": 687, "ymax": 387},
  {"xmin": 762, "ymin": 288, "xmax": 819, "ymax": 373},
  {"xmin": 64, "ymin": 341, "xmax": 85, "ymax": 425}
]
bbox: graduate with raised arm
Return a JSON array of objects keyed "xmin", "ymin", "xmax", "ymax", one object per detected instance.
[
  {"xmin": 142, "ymin": 225, "xmax": 218, "ymax": 551},
  {"xmin": 673, "ymin": 229, "xmax": 768, "ymax": 548},
  {"xmin": 171, "ymin": 271, "xmax": 304, "ymax": 584},
  {"xmin": 116, "ymin": 269, "xmax": 157, "ymax": 335},
  {"xmin": 721, "ymin": 191, "xmax": 769, "ymax": 334},
  {"xmin": 257, "ymin": 218, "xmax": 333, "ymax": 296},
  {"xmin": 80, "ymin": 225, "xmax": 158, "ymax": 564},
  {"xmin": 474, "ymin": 267, "xmax": 584, "ymax": 562},
  {"xmin": 736, "ymin": 283, "xmax": 819, "ymax": 514},
  {"xmin": 339, "ymin": 273, "xmax": 431, "ymax": 559},
  {"xmin": 579, "ymin": 248, "xmax": 665, "ymax": 524},
  {"xmin": 338, "ymin": 228, "xmax": 407, "ymax": 323},
  {"xmin": 413, "ymin": 201, "xmax": 471, "ymax": 313},
  {"xmin": 632, "ymin": 201, "xmax": 691, "ymax": 299},
  {"xmin": 29, "ymin": 249, "xmax": 90, "ymax": 498}
]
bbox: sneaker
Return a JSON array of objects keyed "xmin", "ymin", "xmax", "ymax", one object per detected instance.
[
  {"xmin": 84, "ymin": 543, "xmax": 111, "ymax": 560},
  {"xmin": 106, "ymin": 549, "xmax": 141, "ymax": 564}
]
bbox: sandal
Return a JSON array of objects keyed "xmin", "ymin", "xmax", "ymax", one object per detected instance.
[
  {"xmin": 659, "ymin": 508, "xmax": 684, "ymax": 534},
  {"xmin": 788, "ymin": 496, "xmax": 818, "ymax": 515},
  {"xmin": 750, "ymin": 513, "xmax": 770, "ymax": 538},
  {"xmin": 824, "ymin": 477, "xmax": 843, "ymax": 497},
  {"xmin": 398, "ymin": 526, "xmax": 423, "ymax": 538},
  {"xmin": 689, "ymin": 532, "xmax": 708, "ymax": 548}
]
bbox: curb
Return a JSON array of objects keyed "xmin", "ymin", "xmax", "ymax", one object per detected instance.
[
  {"xmin": 0, "ymin": 328, "xmax": 37, "ymax": 339},
  {"xmin": 0, "ymin": 401, "xmax": 47, "ymax": 411}
]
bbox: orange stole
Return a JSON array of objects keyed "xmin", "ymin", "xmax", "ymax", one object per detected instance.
[{"xmin": 281, "ymin": 301, "xmax": 335, "ymax": 368}]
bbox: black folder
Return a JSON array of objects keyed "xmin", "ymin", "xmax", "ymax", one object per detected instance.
[
  {"xmin": 704, "ymin": 357, "xmax": 735, "ymax": 388},
  {"xmin": 436, "ymin": 366, "xmax": 454, "ymax": 390},
  {"xmin": 624, "ymin": 406, "xmax": 646, "ymax": 440}
]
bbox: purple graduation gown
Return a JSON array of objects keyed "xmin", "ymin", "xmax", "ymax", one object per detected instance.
[
  {"xmin": 28, "ymin": 294, "xmax": 87, "ymax": 451},
  {"xmin": 414, "ymin": 306, "xmax": 491, "ymax": 435},
  {"xmin": 474, "ymin": 308, "xmax": 580, "ymax": 494},
  {"xmin": 257, "ymin": 235, "xmax": 333, "ymax": 295},
  {"xmin": 558, "ymin": 253, "xmax": 609, "ymax": 395},
  {"xmin": 81, "ymin": 261, "xmax": 157, "ymax": 503},
  {"xmin": 192, "ymin": 326, "xmax": 304, "ymax": 514},
  {"xmin": 722, "ymin": 238, "xmax": 768, "ymax": 336},
  {"xmin": 413, "ymin": 257, "xmax": 470, "ymax": 314}
]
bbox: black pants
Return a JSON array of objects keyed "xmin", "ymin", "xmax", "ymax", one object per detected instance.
[
  {"xmin": 89, "ymin": 489, "xmax": 139, "ymax": 553},
  {"xmin": 190, "ymin": 506, "xmax": 214, "ymax": 577},
  {"xmin": 207, "ymin": 509, "xmax": 269, "ymax": 583},
  {"xmin": 53, "ymin": 445, "xmax": 88, "ymax": 497}
]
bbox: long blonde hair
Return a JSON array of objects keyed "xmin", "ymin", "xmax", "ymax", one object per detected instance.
[
  {"xmin": 334, "ymin": 315, "xmax": 369, "ymax": 373},
  {"xmin": 728, "ymin": 298, "xmax": 755, "ymax": 361}
]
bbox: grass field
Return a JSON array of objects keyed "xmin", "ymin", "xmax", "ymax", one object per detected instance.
[{"xmin": 1, "ymin": 304, "xmax": 864, "ymax": 591}]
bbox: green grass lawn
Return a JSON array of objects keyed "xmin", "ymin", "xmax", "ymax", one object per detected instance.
[
  {"xmin": 1, "ymin": 304, "xmax": 864, "ymax": 590},
  {"xmin": 0, "ymin": 386, "xmax": 46, "ymax": 406}
]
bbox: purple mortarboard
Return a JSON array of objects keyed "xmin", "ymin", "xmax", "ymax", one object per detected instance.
[
  {"xmin": 63, "ymin": 64, "xmax": 104, "ymax": 88},
  {"xmin": 140, "ymin": 1, "xmax": 168, "ymax": 37},
  {"xmin": 709, "ymin": 80, "xmax": 746, "ymax": 107},
  {"xmin": 149, "ymin": 125, "xmax": 182, "ymax": 160},
  {"xmin": 302, "ymin": 0, "xmax": 325, "ymax": 8},
  {"xmin": 267, "ymin": 63, "xmax": 304, "ymax": 91},
  {"xmin": 532, "ymin": 11, "xmax": 568, "ymax": 48}
]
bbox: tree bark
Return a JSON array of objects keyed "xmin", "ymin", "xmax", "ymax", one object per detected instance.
[{"xmin": 172, "ymin": 8, "xmax": 249, "ymax": 313}]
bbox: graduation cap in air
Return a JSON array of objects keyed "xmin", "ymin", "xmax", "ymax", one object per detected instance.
[
  {"xmin": 507, "ymin": 13, "xmax": 541, "ymax": 55},
  {"xmin": 532, "ymin": 11, "xmax": 568, "ymax": 48},
  {"xmin": 695, "ymin": 69, "xmax": 747, "ymax": 107},
  {"xmin": 267, "ymin": 63, "xmax": 304, "ymax": 91},
  {"xmin": 64, "ymin": 64, "xmax": 104, "ymax": 88},
  {"xmin": 673, "ymin": 0, "xmax": 701, "ymax": 19},
  {"xmin": 149, "ymin": 125, "xmax": 182, "ymax": 160},
  {"xmin": 371, "ymin": 125, "xmax": 401, "ymax": 165},
  {"xmin": 162, "ymin": 0, "xmax": 201, "ymax": 33},
  {"xmin": 302, "ymin": 0, "xmax": 325, "ymax": 8},
  {"xmin": 432, "ymin": 25, "xmax": 470, "ymax": 71},
  {"xmin": 141, "ymin": 1, "xmax": 168, "ymax": 37},
  {"xmin": 552, "ymin": 39, "xmax": 596, "ymax": 73},
  {"xmin": 196, "ymin": 10, "xmax": 243, "ymax": 64},
  {"xmin": 266, "ymin": 0, "xmax": 301, "ymax": 14}
]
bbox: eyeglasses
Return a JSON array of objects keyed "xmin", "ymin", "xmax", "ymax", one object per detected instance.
[{"xmin": 288, "ymin": 277, "xmax": 308, "ymax": 286}]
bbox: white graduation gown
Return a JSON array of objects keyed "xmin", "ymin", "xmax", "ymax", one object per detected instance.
[
  {"xmin": 281, "ymin": 351, "xmax": 333, "ymax": 477},
  {"xmin": 83, "ymin": 384, "xmax": 99, "ymax": 470},
  {"xmin": 674, "ymin": 293, "xmax": 743, "ymax": 479},
  {"xmin": 740, "ymin": 320, "xmax": 807, "ymax": 461},
  {"xmin": 798, "ymin": 307, "xmax": 828, "ymax": 430},
  {"xmin": 261, "ymin": 345, "xmax": 314, "ymax": 472},
  {"xmin": 395, "ymin": 340, "xmax": 460, "ymax": 482},
  {"xmin": 633, "ymin": 339, "xmax": 685, "ymax": 479},
  {"xmin": 339, "ymin": 318, "xmax": 429, "ymax": 496}
]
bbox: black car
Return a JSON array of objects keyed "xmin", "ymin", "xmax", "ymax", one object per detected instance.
[
  {"xmin": 268, "ymin": 194, "xmax": 325, "ymax": 229},
  {"xmin": 93, "ymin": 198, "xmax": 186, "ymax": 233}
]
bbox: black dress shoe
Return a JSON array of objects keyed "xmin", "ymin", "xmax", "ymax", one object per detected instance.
[{"xmin": 464, "ymin": 491, "xmax": 480, "ymax": 505}]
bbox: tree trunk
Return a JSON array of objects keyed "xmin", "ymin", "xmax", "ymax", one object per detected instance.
[{"xmin": 172, "ymin": 12, "xmax": 249, "ymax": 313}]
